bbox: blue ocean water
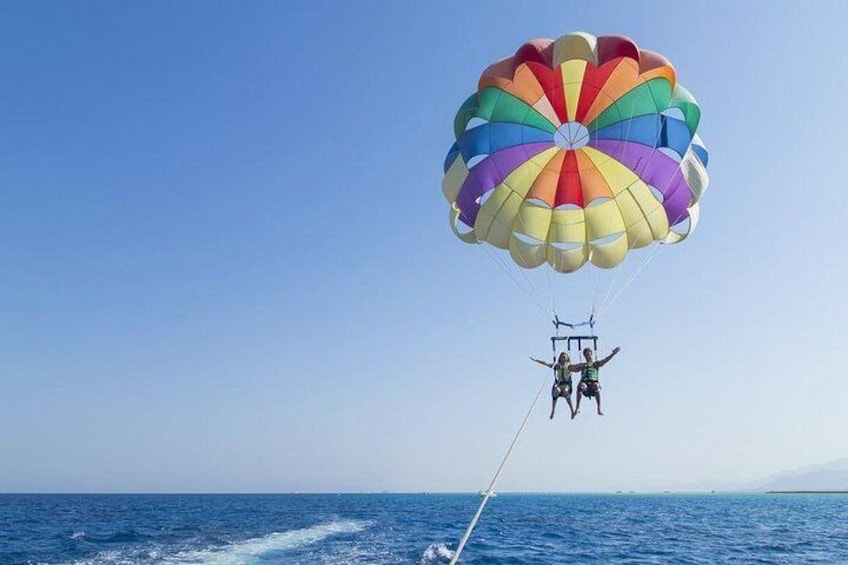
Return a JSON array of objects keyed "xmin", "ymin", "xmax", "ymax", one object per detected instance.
[{"xmin": 1, "ymin": 493, "xmax": 847, "ymax": 564}]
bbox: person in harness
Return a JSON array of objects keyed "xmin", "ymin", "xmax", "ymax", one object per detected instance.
[
  {"xmin": 530, "ymin": 352, "xmax": 578, "ymax": 420},
  {"xmin": 573, "ymin": 346, "xmax": 620, "ymax": 417}
]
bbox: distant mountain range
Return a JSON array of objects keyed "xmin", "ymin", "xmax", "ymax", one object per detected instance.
[
  {"xmin": 751, "ymin": 458, "xmax": 848, "ymax": 492},
  {"xmin": 681, "ymin": 458, "xmax": 848, "ymax": 493}
]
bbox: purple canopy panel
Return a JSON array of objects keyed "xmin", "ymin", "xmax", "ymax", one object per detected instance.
[
  {"xmin": 455, "ymin": 142, "xmax": 553, "ymax": 226},
  {"xmin": 588, "ymin": 139, "xmax": 692, "ymax": 224}
]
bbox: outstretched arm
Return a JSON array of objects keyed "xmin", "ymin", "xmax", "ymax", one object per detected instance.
[
  {"xmin": 568, "ymin": 362, "xmax": 586, "ymax": 372},
  {"xmin": 529, "ymin": 356, "xmax": 554, "ymax": 369},
  {"xmin": 595, "ymin": 347, "xmax": 621, "ymax": 368}
]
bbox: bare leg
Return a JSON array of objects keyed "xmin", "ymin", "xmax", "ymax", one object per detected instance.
[
  {"xmin": 565, "ymin": 395, "xmax": 575, "ymax": 420},
  {"xmin": 550, "ymin": 395, "xmax": 558, "ymax": 419},
  {"xmin": 575, "ymin": 384, "xmax": 584, "ymax": 416},
  {"xmin": 596, "ymin": 390, "xmax": 603, "ymax": 416}
]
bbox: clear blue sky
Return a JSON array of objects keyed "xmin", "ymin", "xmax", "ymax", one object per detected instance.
[{"xmin": 1, "ymin": 0, "xmax": 846, "ymax": 493}]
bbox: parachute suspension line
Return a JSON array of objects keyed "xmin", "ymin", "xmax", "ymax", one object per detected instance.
[
  {"xmin": 480, "ymin": 242, "xmax": 549, "ymax": 319},
  {"xmin": 480, "ymin": 210, "xmax": 556, "ymax": 321},
  {"xmin": 597, "ymin": 243, "xmax": 663, "ymax": 319},
  {"xmin": 497, "ymin": 246, "xmax": 549, "ymax": 319},
  {"xmin": 449, "ymin": 374, "xmax": 548, "ymax": 565},
  {"xmin": 512, "ymin": 210, "xmax": 554, "ymax": 317},
  {"xmin": 595, "ymin": 208, "xmax": 661, "ymax": 319},
  {"xmin": 591, "ymin": 253, "xmax": 599, "ymax": 324},
  {"xmin": 551, "ymin": 326, "xmax": 558, "ymax": 361},
  {"xmin": 481, "ymin": 243, "xmax": 532, "ymax": 305},
  {"xmin": 596, "ymin": 260, "xmax": 620, "ymax": 321},
  {"xmin": 546, "ymin": 266, "xmax": 558, "ymax": 322},
  {"xmin": 515, "ymin": 258, "xmax": 548, "ymax": 318}
]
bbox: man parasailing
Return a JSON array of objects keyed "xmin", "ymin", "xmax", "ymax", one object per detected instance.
[{"xmin": 573, "ymin": 346, "xmax": 621, "ymax": 417}]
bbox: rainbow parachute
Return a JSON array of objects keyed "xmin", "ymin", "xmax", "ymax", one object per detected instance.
[{"xmin": 442, "ymin": 33, "xmax": 709, "ymax": 272}]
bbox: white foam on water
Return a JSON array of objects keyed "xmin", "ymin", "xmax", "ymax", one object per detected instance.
[
  {"xmin": 64, "ymin": 549, "xmax": 131, "ymax": 565},
  {"xmin": 59, "ymin": 520, "xmax": 370, "ymax": 565},
  {"xmin": 62, "ymin": 547, "xmax": 165, "ymax": 565},
  {"xmin": 164, "ymin": 519, "xmax": 370, "ymax": 565},
  {"xmin": 420, "ymin": 542, "xmax": 454, "ymax": 564}
]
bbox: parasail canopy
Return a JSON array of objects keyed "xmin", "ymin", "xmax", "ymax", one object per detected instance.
[{"xmin": 442, "ymin": 33, "xmax": 709, "ymax": 274}]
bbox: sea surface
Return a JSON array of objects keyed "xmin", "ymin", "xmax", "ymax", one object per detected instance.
[{"xmin": 1, "ymin": 493, "xmax": 847, "ymax": 564}]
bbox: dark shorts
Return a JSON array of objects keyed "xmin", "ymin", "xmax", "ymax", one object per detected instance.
[
  {"xmin": 580, "ymin": 381, "xmax": 600, "ymax": 397},
  {"xmin": 552, "ymin": 382, "xmax": 572, "ymax": 397}
]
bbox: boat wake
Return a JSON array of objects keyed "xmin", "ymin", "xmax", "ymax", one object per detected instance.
[
  {"xmin": 63, "ymin": 519, "xmax": 371, "ymax": 565},
  {"xmin": 165, "ymin": 520, "xmax": 370, "ymax": 564}
]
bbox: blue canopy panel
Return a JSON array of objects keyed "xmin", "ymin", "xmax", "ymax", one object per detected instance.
[
  {"xmin": 590, "ymin": 114, "xmax": 694, "ymax": 159},
  {"xmin": 458, "ymin": 122, "xmax": 552, "ymax": 163},
  {"xmin": 444, "ymin": 142, "xmax": 460, "ymax": 173},
  {"xmin": 692, "ymin": 142, "xmax": 709, "ymax": 167}
]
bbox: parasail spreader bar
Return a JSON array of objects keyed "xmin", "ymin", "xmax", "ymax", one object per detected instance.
[
  {"xmin": 551, "ymin": 313, "xmax": 598, "ymax": 356},
  {"xmin": 552, "ymin": 313, "xmax": 595, "ymax": 331},
  {"xmin": 551, "ymin": 334, "xmax": 598, "ymax": 354}
]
